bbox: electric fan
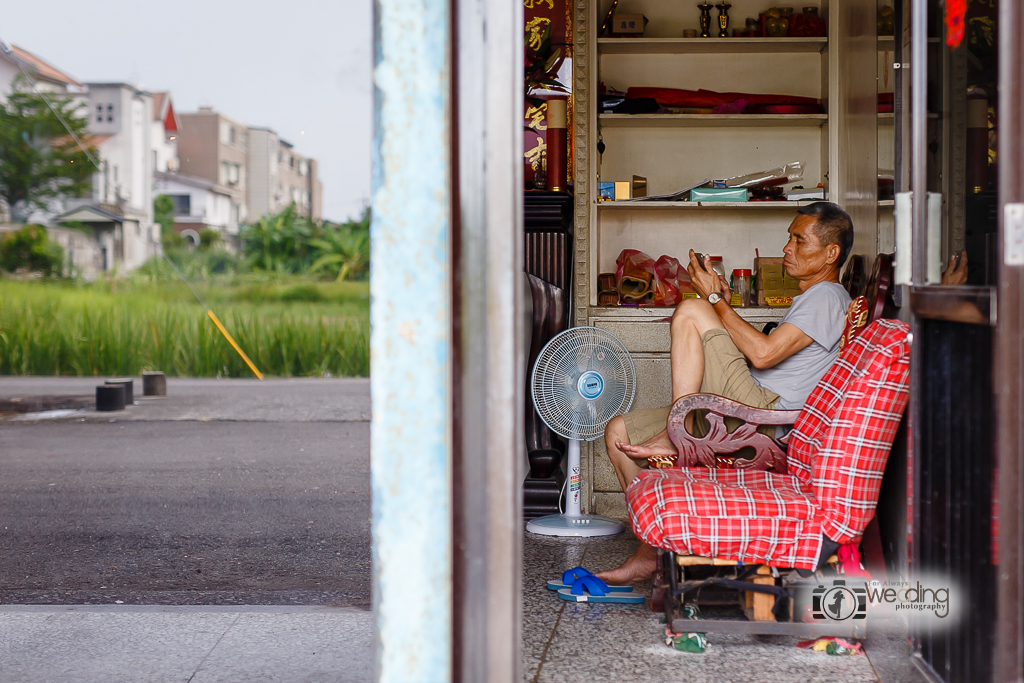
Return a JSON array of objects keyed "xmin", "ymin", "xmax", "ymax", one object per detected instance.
[{"xmin": 526, "ymin": 326, "xmax": 636, "ymax": 537}]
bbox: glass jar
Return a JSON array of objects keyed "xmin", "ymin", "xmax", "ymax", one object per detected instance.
[
  {"xmin": 732, "ymin": 268, "xmax": 752, "ymax": 307},
  {"xmin": 708, "ymin": 256, "xmax": 727, "ymax": 282}
]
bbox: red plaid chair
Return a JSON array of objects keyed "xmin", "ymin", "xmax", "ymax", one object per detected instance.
[{"xmin": 627, "ymin": 318, "xmax": 911, "ymax": 571}]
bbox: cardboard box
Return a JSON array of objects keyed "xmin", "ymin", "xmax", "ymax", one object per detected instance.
[
  {"xmin": 614, "ymin": 181, "xmax": 632, "ymax": 200},
  {"xmin": 754, "ymin": 257, "xmax": 801, "ymax": 306},
  {"xmin": 598, "ymin": 182, "xmax": 615, "ymax": 201}
]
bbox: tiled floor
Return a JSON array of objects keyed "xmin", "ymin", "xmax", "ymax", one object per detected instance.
[{"xmin": 522, "ymin": 527, "xmax": 884, "ymax": 683}]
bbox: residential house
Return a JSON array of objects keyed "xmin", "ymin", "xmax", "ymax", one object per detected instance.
[
  {"xmin": 176, "ymin": 107, "xmax": 248, "ymax": 229},
  {"xmin": 0, "ymin": 44, "xmax": 83, "ymax": 222},
  {"xmin": 54, "ymin": 82, "xmax": 161, "ymax": 272},
  {"xmin": 246, "ymin": 127, "xmax": 322, "ymax": 221},
  {"xmin": 153, "ymin": 171, "xmax": 237, "ymax": 248},
  {"xmin": 151, "ymin": 92, "xmax": 179, "ymax": 175},
  {"xmin": 0, "ymin": 43, "xmax": 82, "ymax": 102}
]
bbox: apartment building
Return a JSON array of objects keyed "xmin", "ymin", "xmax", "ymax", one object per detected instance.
[
  {"xmin": 176, "ymin": 107, "xmax": 248, "ymax": 227},
  {"xmin": 246, "ymin": 127, "xmax": 322, "ymax": 221}
]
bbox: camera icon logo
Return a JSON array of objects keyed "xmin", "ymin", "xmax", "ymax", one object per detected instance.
[{"xmin": 812, "ymin": 579, "xmax": 867, "ymax": 620}]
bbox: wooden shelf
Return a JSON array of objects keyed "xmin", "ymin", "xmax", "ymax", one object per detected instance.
[
  {"xmin": 877, "ymin": 35, "xmax": 940, "ymax": 49},
  {"xmin": 878, "ymin": 112, "xmax": 940, "ymax": 121},
  {"xmin": 600, "ymin": 113, "xmax": 827, "ymax": 128},
  {"xmin": 598, "ymin": 37, "xmax": 827, "ymax": 54},
  {"xmin": 598, "ymin": 200, "xmax": 818, "ymax": 209}
]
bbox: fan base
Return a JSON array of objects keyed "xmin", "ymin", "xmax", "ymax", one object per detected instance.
[{"xmin": 526, "ymin": 514, "xmax": 625, "ymax": 537}]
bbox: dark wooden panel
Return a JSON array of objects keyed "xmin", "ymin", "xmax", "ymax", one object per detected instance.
[{"xmin": 915, "ymin": 319, "xmax": 997, "ymax": 683}]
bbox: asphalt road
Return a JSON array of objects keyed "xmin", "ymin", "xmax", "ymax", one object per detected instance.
[{"xmin": 0, "ymin": 378, "xmax": 371, "ymax": 608}]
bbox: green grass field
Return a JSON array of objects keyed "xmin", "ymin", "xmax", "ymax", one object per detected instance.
[{"xmin": 0, "ymin": 276, "xmax": 369, "ymax": 378}]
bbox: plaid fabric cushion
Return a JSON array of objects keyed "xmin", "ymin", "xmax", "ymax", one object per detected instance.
[
  {"xmin": 789, "ymin": 318, "xmax": 911, "ymax": 542},
  {"xmin": 627, "ymin": 319, "xmax": 911, "ymax": 570}
]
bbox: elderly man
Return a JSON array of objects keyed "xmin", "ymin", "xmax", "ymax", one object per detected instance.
[{"xmin": 597, "ymin": 201, "xmax": 854, "ymax": 584}]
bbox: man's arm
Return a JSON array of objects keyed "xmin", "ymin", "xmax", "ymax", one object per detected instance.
[
  {"xmin": 714, "ymin": 308, "xmax": 811, "ymax": 369},
  {"xmin": 686, "ymin": 249, "xmax": 812, "ymax": 369}
]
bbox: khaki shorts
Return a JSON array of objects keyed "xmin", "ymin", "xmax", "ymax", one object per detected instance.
[{"xmin": 622, "ymin": 328, "xmax": 780, "ymax": 444}]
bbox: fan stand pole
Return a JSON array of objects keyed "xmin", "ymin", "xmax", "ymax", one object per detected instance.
[
  {"xmin": 565, "ymin": 439, "xmax": 582, "ymax": 516},
  {"xmin": 525, "ymin": 439, "xmax": 625, "ymax": 537}
]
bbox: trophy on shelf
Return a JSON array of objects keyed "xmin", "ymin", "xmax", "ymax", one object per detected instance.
[
  {"xmin": 715, "ymin": 3, "xmax": 732, "ymax": 37},
  {"xmin": 698, "ymin": 3, "xmax": 714, "ymax": 37}
]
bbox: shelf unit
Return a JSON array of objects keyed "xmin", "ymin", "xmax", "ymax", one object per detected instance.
[{"xmin": 571, "ymin": 0, "xmax": 882, "ymax": 518}]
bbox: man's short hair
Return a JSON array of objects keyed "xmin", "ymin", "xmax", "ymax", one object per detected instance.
[{"xmin": 796, "ymin": 201, "xmax": 854, "ymax": 269}]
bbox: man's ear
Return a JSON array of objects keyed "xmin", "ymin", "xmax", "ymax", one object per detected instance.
[{"xmin": 825, "ymin": 243, "xmax": 841, "ymax": 265}]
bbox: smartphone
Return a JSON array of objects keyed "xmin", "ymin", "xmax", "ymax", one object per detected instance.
[{"xmin": 694, "ymin": 252, "xmax": 706, "ymax": 270}]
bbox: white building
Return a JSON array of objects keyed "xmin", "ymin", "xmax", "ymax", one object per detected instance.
[
  {"xmin": 0, "ymin": 43, "xmax": 82, "ymax": 103},
  {"xmin": 151, "ymin": 92, "xmax": 179, "ymax": 175},
  {"xmin": 52, "ymin": 82, "xmax": 163, "ymax": 272},
  {"xmin": 153, "ymin": 171, "xmax": 237, "ymax": 248}
]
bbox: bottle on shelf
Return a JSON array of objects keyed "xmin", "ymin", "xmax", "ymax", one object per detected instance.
[{"xmin": 732, "ymin": 268, "xmax": 752, "ymax": 307}]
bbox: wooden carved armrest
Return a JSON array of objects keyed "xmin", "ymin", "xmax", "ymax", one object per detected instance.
[{"xmin": 651, "ymin": 393, "xmax": 801, "ymax": 474}]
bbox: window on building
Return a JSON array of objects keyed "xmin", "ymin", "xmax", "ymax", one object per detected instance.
[
  {"xmin": 221, "ymin": 160, "xmax": 229, "ymax": 185},
  {"xmin": 107, "ymin": 104, "xmax": 113, "ymax": 122},
  {"xmin": 229, "ymin": 127, "xmax": 236, "ymax": 144},
  {"xmin": 220, "ymin": 122, "xmax": 230, "ymax": 144},
  {"xmin": 299, "ymin": 160, "xmax": 307, "ymax": 176},
  {"xmin": 289, "ymin": 155, "xmax": 295, "ymax": 169},
  {"xmin": 96, "ymin": 104, "xmax": 103, "ymax": 122},
  {"xmin": 228, "ymin": 164, "xmax": 240, "ymax": 185},
  {"xmin": 168, "ymin": 194, "xmax": 191, "ymax": 216}
]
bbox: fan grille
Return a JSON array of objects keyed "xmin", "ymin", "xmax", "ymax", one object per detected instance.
[{"xmin": 531, "ymin": 326, "xmax": 636, "ymax": 441}]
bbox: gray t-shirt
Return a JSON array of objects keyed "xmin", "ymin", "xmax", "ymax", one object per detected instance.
[{"xmin": 750, "ymin": 281, "xmax": 851, "ymax": 409}]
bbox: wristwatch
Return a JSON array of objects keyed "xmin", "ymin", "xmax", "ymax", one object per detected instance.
[{"xmin": 706, "ymin": 291, "xmax": 723, "ymax": 306}]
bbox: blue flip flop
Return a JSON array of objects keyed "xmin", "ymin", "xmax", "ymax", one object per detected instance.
[
  {"xmin": 546, "ymin": 567, "xmax": 633, "ymax": 593},
  {"xmin": 556, "ymin": 579, "xmax": 645, "ymax": 603}
]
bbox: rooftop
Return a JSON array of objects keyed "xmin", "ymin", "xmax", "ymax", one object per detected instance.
[{"xmin": 5, "ymin": 44, "xmax": 81, "ymax": 87}]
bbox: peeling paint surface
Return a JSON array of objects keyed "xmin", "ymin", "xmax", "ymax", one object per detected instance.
[{"xmin": 371, "ymin": 0, "xmax": 451, "ymax": 677}]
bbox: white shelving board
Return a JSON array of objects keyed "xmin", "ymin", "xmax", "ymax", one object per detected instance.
[
  {"xmin": 598, "ymin": 37, "xmax": 827, "ymax": 54},
  {"xmin": 599, "ymin": 113, "xmax": 827, "ymax": 128},
  {"xmin": 597, "ymin": 201, "xmax": 819, "ymax": 209}
]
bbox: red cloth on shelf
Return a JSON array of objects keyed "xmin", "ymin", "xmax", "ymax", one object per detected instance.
[{"xmin": 626, "ymin": 87, "xmax": 820, "ymax": 109}]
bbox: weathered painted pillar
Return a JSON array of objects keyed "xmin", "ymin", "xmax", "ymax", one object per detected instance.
[{"xmin": 370, "ymin": 0, "xmax": 451, "ymax": 676}]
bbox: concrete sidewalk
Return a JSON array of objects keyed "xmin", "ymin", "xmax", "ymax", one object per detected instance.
[{"xmin": 0, "ymin": 605, "xmax": 373, "ymax": 683}]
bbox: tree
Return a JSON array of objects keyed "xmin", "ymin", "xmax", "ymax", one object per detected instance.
[
  {"xmin": 154, "ymin": 194, "xmax": 183, "ymax": 251},
  {"xmin": 0, "ymin": 77, "xmax": 95, "ymax": 220},
  {"xmin": 0, "ymin": 224, "xmax": 64, "ymax": 276}
]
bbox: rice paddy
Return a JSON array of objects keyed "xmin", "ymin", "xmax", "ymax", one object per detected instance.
[{"xmin": 0, "ymin": 277, "xmax": 369, "ymax": 378}]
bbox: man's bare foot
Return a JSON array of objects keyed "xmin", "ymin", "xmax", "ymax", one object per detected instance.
[
  {"xmin": 616, "ymin": 429, "xmax": 677, "ymax": 460},
  {"xmin": 595, "ymin": 543, "xmax": 659, "ymax": 585}
]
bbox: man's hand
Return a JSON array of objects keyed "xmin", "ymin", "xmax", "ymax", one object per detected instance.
[
  {"xmin": 941, "ymin": 250, "xmax": 968, "ymax": 286},
  {"xmin": 687, "ymin": 249, "xmax": 728, "ymax": 300}
]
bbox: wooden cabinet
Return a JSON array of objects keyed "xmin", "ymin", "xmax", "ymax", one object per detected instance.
[{"xmin": 568, "ymin": 0, "xmax": 881, "ymax": 515}]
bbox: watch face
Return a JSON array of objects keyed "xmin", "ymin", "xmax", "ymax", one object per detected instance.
[{"xmin": 708, "ymin": 292, "xmax": 721, "ymax": 304}]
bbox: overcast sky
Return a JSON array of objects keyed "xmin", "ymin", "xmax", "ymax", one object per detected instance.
[{"xmin": 2, "ymin": 0, "xmax": 372, "ymax": 222}]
